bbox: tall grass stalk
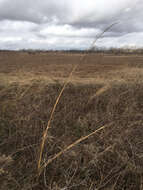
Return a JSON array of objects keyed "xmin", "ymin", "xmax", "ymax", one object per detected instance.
[{"xmin": 37, "ymin": 22, "xmax": 118, "ymax": 176}]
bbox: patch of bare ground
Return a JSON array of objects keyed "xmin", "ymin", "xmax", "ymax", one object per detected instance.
[{"xmin": 0, "ymin": 52, "xmax": 143, "ymax": 189}]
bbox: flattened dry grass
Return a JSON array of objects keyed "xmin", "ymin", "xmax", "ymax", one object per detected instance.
[{"xmin": 0, "ymin": 78, "xmax": 143, "ymax": 189}]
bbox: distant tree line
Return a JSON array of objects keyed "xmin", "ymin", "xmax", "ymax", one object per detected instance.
[{"xmin": 0, "ymin": 48, "xmax": 143, "ymax": 55}]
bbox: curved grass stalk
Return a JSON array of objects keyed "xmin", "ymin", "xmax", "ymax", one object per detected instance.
[{"xmin": 37, "ymin": 22, "xmax": 118, "ymax": 175}]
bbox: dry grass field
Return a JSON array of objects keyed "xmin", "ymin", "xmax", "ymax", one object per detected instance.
[{"xmin": 0, "ymin": 51, "xmax": 143, "ymax": 189}]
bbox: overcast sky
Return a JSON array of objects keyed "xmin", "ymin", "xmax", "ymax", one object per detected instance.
[{"xmin": 0, "ymin": 0, "xmax": 142, "ymax": 50}]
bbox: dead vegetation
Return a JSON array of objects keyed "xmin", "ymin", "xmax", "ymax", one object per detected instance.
[{"xmin": 0, "ymin": 52, "xmax": 143, "ymax": 189}]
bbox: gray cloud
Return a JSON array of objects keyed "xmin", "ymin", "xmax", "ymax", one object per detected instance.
[{"xmin": 0, "ymin": 0, "xmax": 142, "ymax": 49}]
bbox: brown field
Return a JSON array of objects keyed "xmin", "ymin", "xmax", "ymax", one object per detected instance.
[
  {"xmin": 0, "ymin": 51, "xmax": 143, "ymax": 189},
  {"xmin": 0, "ymin": 51, "xmax": 143, "ymax": 84}
]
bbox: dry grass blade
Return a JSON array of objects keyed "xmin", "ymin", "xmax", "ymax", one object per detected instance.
[
  {"xmin": 37, "ymin": 64, "xmax": 78, "ymax": 172},
  {"xmin": 39, "ymin": 123, "xmax": 113, "ymax": 176},
  {"xmin": 37, "ymin": 22, "xmax": 118, "ymax": 175},
  {"xmin": 90, "ymin": 22, "xmax": 118, "ymax": 47}
]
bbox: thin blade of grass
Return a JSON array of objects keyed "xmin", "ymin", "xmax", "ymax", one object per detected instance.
[{"xmin": 37, "ymin": 64, "xmax": 78, "ymax": 172}]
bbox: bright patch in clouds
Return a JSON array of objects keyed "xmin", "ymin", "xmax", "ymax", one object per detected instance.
[{"xmin": 0, "ymin": 0, "xmax": 142, "ymax": 50}]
